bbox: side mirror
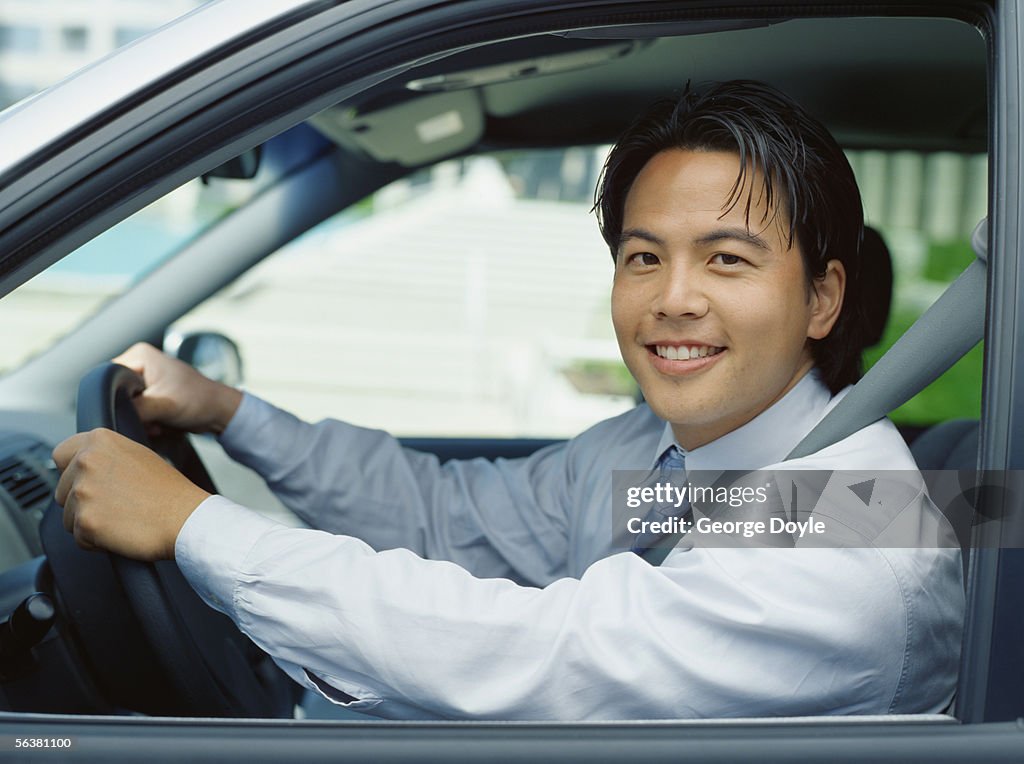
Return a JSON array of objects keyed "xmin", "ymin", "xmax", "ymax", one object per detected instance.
[{"xmin": 164, "ymin": 331, "xmax": 244, "ymax": 387}]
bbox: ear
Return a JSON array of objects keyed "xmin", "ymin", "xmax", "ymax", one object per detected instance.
[{"xmin": 807, "ymin": 259, "xmax": 845, "ymax": 340}]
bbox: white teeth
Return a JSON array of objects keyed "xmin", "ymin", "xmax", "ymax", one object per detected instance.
[{"xmin": 654, "ymin": 345, "xmax": 723, "ymax": 360}]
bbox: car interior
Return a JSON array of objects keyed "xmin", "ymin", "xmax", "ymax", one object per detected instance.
[{"xmin": 0, "ymin": 10, "xmax": 993, "ymax": 721}]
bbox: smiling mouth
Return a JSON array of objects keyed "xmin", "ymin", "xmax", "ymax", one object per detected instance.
[{"xmin": 648, "ymin": 344, "xmax": 726, "ymax": 361}]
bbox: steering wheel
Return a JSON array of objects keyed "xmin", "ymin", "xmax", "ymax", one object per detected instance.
[{"xmin": 39, "ymin": 363, "xmax": 298, "ymax": 717}]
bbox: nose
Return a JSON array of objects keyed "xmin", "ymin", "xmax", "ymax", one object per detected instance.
[{"xmin": 650, "ymin": 261, "xmax": 709, "ymax": 319}]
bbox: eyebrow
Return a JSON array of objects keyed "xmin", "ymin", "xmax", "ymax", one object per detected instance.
[
  {"xmin": 618, "ymin": 227, "xmax": 666, "ymax": 251},
  {"xmin": 693, "ymin": 226, "xmax": 772, "ymax": 251}
]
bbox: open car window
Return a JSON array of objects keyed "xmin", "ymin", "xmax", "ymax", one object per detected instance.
[
  {"xmin": 166, "ymin": 145, "xmax": 985, "ymax": 439},
  {"xmin": 171, "ymin": 148, "xmax": 634, "ymax": 438},
  {"xmin": 852, "ymin": 148, "xmax": 986, "ymax": 427}
]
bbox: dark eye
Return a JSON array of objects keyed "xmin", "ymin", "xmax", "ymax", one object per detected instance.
[
  {"xmin": 626, "ymin": 252, "xmax": 659, "ymax": 267},
  {"xmin": 712, "ymin": 253, "xmax": 745, "ymax": 266}
]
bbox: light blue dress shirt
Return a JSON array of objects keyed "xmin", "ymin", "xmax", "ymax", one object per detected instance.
[{"xmin": 175, "ymin": 370, "xmax": 964, "ymax": 720}]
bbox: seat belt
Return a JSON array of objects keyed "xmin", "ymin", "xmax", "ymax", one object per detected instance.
[{"xmin": 786, "ymin": 219, "xmax": 988, "ymax": 460}]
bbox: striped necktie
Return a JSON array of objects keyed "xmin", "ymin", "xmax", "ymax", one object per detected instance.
[{"xmin": 630, "ymin": 445, "xmax": 690, "ymax": 559}]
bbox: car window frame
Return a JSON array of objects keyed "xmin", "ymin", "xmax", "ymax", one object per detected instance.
[{"xmin": 0, "ymin": 0, "xmax": 1020, "ymax": 758}]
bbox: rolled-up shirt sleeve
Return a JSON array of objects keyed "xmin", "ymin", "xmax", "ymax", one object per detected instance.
[
  {"xmin": 175, "ymin": 494, "xmax": 939, "ymax": 721},
  {"xmin": 217, "ymin": 394, "xmax": 572, "ymax": 585}
]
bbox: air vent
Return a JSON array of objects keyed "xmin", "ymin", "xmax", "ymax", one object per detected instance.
[{"xmin": 0, "ymin": 450, "xmax": 53, "ymax": 511}]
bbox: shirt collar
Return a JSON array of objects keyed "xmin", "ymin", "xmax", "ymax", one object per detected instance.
[{"xmin": 651, "ymin": 369, "xmax": 833, "ymax": 471}]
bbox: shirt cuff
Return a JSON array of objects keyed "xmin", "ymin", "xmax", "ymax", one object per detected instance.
[
  {"xmin": 218, "ymin": 391, "xmax": 266, "ymax": 448},
  {"xmin": 174, "ymin": 494, "xmax": 281, "ymax": 620},
  {"xmin": 216, "ymin": 392, "xmax": 310, "ymax": 477}
]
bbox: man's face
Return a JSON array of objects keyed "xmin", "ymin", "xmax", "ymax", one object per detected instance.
[{"xmin": 611, "ymin": 149, "xmax": 843, "ymax": 450}]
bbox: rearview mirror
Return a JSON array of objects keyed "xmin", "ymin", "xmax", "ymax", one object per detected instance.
[{"xmin": 201, "ymin": 145, "xmax": 262, "ymax": 181}]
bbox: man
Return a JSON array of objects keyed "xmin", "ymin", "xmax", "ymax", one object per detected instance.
[{"xmin": 53, "ymin": 81, "xmax": 963, "ymax": 720}]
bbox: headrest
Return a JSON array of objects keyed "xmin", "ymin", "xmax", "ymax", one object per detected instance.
[{"xmin": 860, "ymin": 225, "xmax": 894, "ymax": 348}]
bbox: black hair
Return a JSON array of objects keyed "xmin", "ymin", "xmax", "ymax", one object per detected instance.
[{"xmin": 595, "ymin": 80, "xmax": 865, "ymax": 393}]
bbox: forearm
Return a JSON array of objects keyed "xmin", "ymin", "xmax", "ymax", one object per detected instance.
[
  {"xmin": 217, "ymin": 394, "xmax": 571, "ymax": 582},
  {"xmin": 177, "ymin": 498, "xmax": 936, "ymax": 720},
  {"xmin": 215, "ymin": 394, "xmax": 421, "ymax": 541}
]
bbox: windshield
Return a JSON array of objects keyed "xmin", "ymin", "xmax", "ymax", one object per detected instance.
[{"xmin": 0, "ymin": 177, "xmax": 255, "ymax": 375}]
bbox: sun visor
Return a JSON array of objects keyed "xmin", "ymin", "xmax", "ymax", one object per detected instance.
[{"xmin": 311, "ymin": 90, "xmax": 484, "ymax": 167}]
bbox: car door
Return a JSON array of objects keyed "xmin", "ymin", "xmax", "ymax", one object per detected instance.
[
  {"xmin": 0, "ymin": 0, "xmax": 1022, "ymax": 761},
  {"xmin": 956, "ymin": 0, "xmax": 1024, "ymax": 728}
]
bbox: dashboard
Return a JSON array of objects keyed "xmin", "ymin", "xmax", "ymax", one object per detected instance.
[{"xmin": 0, "ymin": 432, "xmax": 57, "ymax": 568}]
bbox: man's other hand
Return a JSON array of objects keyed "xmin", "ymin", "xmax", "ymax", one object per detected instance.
[
  {"xmin": 53, "ymin": 429, "xmax": 211, "ymax": 561},
  {"xmin": 113, "ymin": 342, "xmax": 242, "ymax": 435}
]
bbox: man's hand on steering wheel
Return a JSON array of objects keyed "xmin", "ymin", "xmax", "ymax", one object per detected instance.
[
  {"xmin": 39, "ymin": 352, "xmax": 298, "ymax": 717},
  {"xmin": 52, "ymin": 427, "xmax": 210, "ymax": 561},
  {"xmin": 113, "ymin": 342, "xmax": 243, "ymax": 436},
  {"xmin": 50, "ymin": 342, "xmax": 237, "ymax": 562}
]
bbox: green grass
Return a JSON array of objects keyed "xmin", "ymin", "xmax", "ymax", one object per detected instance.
[
  {"xmin": 922, "ymin": 239, "xmax": 977, "ymax": 282},
  {"xmin": 862, "ymin": 307, "xmax": 983, "ymax": 424},
  {"xmin": 862, "ymin": 237, "xmax": 983, "ymax": 425}
]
